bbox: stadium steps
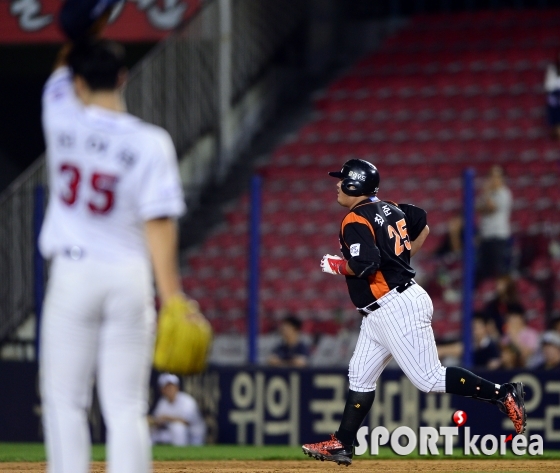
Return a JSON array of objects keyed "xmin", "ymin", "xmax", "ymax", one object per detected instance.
[{"xmin": 183, "ymin": 9, "xmax": 557, "ymax": 341}]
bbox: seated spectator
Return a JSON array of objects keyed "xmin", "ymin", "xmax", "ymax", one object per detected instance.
[
  {"xmin": 436, "ymin": 313, "xmax": 500, "ymax": 369},
  {"xmin": 435, "ymin": 215, "xmax": 463, "ymax": 260},
  {"xmin": 437, "ymin": 340, "xmax": 462, "ymax": 367},
  {"xmin": 149, "ymin": 373, "xmax": 206, "ymax": 446},
  {"xmin": 483, "ymin": 276, "xmax": 525, "ymax": 335},
  {"xmin": 476, "ymin": 166, "xmax": 513, "ymax": 283},
  {"xmin": 472, "ymin": 314, "xmax": 501, "ymax": 370},
  {"xmin": 268, "ymin": 315, "xmax": 310, "ymax": 367},
  {"xmin": 500, "ymin": 343, "xmax": 523, "ymax": 370},
  {"xmin": 502, "ymin": 311, "xmax": 539, "ymax": 367},
  {"xmin": 550, "ymin": 315, "xmax": 560, "ymax": 335},
  {"xmin": 544, "ymin": 50, "xmax": 560, "ymax": 140},
  {"xmin": 535, "ymin": 331, "xmax": 560, "ymax": 371}
]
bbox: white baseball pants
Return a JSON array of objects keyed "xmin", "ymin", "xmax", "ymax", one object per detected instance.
[
  {"xmin": 151, "ymin": 422, "xmax": 188, "ymax": 446},
  {"xmin": 349, "ymin": 283, "xmax": 447, "ymax": 393},
  {"xmin": 151, "ymin": 422, "xmax": 206, "ymax": 447},
  {"xmin": 40, "ymin": 256, "xmax": 156, "ymax": 473}
]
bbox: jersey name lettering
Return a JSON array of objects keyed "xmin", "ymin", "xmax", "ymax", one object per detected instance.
[
  {"xmin": 86, "ymin": 135, "xmax": 109, "ymax": 154},
  {"xmin": 118, "ymin": 149, "xmax": 138, "ymax": 168},
  {"xmin": 58, "ymin": 132, "xmax": 74, "ymax": 148}
]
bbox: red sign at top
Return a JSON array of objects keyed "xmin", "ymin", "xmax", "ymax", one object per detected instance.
[{"xmin": 0, "ymin": 0, "xmax": 201, "ymax": 43}]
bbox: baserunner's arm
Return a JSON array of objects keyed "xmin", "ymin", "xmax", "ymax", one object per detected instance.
[{"xmin": 410, "ymin": 225, "xmax": 430, "ymax": 257}]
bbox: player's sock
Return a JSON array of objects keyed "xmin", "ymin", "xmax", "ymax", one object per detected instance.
[
  {"xmin": 445, "ymin": 367, "xmax": 504, "ymax": 403},
  {"xmin": 335, "ymin": 390, "xmax": 376, "ymax": 447}
]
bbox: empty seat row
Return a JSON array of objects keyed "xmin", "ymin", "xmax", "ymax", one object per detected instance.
[
  {"xmin": 295, "ymin": 128, "xmax": 545, "ymax": 144},
  {"xmin": 181, "ymin": 9, "xmax": 560, "ymax": 336},
  {"xmin": 315, "ymin": 95, "xmax": 542, "ymax": 115},
  {"xmin": 386, "ymin": 27, "xmax": 560, "ymax": 52},
  {"xmin": 316, "ymin": 107, "xmax": 544, "ymax": 124},
  {"xmin": 328, "ymin": 70, "xmax": 542, "ymax": 95},
  {"xmin": 300, "ymin": 118, "xmax": 543, "ymax": 136},
  {"xmin": 410, "ymin": 9, "xmax": 560, "ymax": 31}
]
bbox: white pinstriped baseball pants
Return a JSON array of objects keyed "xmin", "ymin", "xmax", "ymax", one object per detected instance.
[{"xmin": 349, "ymin": 282, "xmax": 447, "ymax": 393}]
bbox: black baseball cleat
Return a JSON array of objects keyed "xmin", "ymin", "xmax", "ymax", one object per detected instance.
[
  {"xmin": 302, "ymin": 434, "xmax": 353, "ymax": 466},
  {"xmin": 496, "ymin": 382, "xmax": 527, "ymax": 434}
]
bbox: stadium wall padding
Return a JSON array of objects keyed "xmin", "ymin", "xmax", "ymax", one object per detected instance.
[{"xmin": 0, "ymin": 362, "xmax": 558, "ymax": 449}]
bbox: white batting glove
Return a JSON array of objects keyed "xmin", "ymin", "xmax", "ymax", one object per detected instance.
[{"xmin": 321, "ymin": 254, "xmax": 348, "ymax": 275}]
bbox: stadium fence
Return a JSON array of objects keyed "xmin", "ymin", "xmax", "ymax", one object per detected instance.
[{"xmin": 0, "ymin": 0, "xmax": 306, "ymax": 349}]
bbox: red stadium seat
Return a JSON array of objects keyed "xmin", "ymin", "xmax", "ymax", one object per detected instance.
[{"xmin": 183, "ymin": 9, "xmax": 558, "ymax": 338}]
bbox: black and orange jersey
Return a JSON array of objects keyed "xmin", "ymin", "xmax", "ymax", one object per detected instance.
[{"xmin": 338, "ymin": 197, "xmax": 427, "ymax": 308}]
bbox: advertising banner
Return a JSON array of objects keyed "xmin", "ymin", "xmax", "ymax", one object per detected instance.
[
  {"xmin": 0, "ymin": 0, "xmax": 201, "ymax": 44},
  {"xmin": 215, "ymin": 367, "xmax": 560, "ymax": 450},
  {"xmin": 1, "ymin": 362, "xmax": 559, "ymax": 451},
  {"xmin": 0, "ymin": 362, "xmax": 42, "ymax": 442}
]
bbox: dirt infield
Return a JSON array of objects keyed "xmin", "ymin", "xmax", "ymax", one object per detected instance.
[{"xmin": 0, "ymin": 460, "xmax": 557, "ymax": 472}]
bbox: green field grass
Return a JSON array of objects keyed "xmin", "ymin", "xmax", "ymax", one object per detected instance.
[
  {"xmin": 0, "ymin": 444, "xmax": 304, "ymax": 462},
  {"xmin": 0, "ymin": 443, "xmax": 559, "ymax": 462}
]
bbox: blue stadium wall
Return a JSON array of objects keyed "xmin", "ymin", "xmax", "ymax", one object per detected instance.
[{"xmin": 0, "ymin": 362, "xmax": 558, "ymax": 450}]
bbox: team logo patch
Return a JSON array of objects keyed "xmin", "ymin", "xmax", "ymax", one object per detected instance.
[{"xmin": 350, "ymin": 243, "xmax": 360, "ymax": 257}]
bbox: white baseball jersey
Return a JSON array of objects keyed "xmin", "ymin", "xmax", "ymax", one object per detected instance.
[
  {"xmin": 40, "ymin": 67, "xmax": 185, "ymax": 262},
  {"xmin": 152, "ymin": 392, "xmax": 206, "ymax": 445}
]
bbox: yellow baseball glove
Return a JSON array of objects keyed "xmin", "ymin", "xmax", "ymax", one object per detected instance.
[{"xmin": 153, "ymin": 294, "xmax": 212, "ymax": 375}]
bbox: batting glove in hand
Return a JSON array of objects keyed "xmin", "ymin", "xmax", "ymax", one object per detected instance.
[{"xmin": 321, "ymin": 254, "xmax": 349, "ymax": 275}]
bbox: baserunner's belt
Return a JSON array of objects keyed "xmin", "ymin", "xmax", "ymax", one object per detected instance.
[{"xmin": 357, "ymin": 280, "xmax": 416, "ymax": 316}]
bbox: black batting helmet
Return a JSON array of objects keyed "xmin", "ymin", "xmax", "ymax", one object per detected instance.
[{"xmin": 328, "ymin": 159, "xmax": 380, "ymax": 196}]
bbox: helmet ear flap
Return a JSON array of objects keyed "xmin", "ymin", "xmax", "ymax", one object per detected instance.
[{"xmin": 340, "ymin": 178, "xmax": 363, "ymax": 196}]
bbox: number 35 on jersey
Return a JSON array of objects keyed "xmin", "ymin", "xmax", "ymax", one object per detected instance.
[{"xmin": 59, "ymin": 163, "xmax": 118, "ymax": 215}]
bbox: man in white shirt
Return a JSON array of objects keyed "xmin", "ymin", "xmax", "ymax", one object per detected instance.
[
  {"xmin": 40, "ymin": 39, "xmax": 188, "ymax": 473},
  {"xmin": 544, "ymin": 53, "xmax": 560, "ymax": 139},
  {"xmin": 150, "ymin": 373, "xmax": 206, "ymax": 446},
  {"xmin": 477, "ymin": 165, "xmax": 513, "ymax": 283}
]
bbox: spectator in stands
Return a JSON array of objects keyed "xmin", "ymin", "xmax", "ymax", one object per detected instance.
[
  {"xmin": 472, "ymin": 314, "xmax": 501, "ymax": 370},
  {"xmin": 550, "ymin": 315, "xmax": 560, "ymax": 335},
  {"xmin": 483, "ymin": 275, "xmax": 525, "ymax": 336},
  {"xmin": 436, "ymin": 340, "xmax": 462, "ymax": 367},
  {"xmin": 435, "ymin": 215, "xmax": 463, "ymax": 259},
  {"xmin": 436, "ymin": 313, "xmax": 501, "ymax": 369},
  {"xmin": 476, "ymin": 165, "xmax": 512, "ymax": 284},
  {"xmin": 502, "ymin": 311, "xmax": 539, "ymax": 368},
  {"xmin": 149, "ymin": 373, "xmax": 206, "ymax": 446},
  {"xmin": 535, "ymin": 331, "xmax": 560, "ymax": 371},
  {"xmin": 500, "ymin": 343, "xmax": 523, "ymax": 370},
  {"xmin": 544, "ymin": 50, "xmax": 560, "ymax": 140},
  {"xmin": 268, "ymin": 315, "xmax": 310, "ymax": 367}
]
